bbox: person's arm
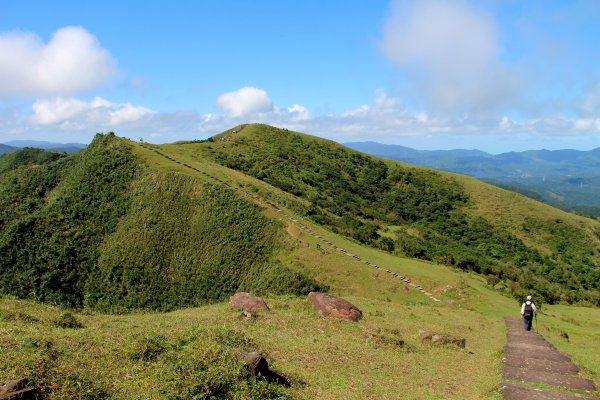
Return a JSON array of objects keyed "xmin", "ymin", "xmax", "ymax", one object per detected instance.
[
  {"xmin": 520, "ymin": 303, "xmax": 525, "ymax": 318},
  {"xmin": 532, "ymin": 303, "xmax": 537, "ymax": 314}
]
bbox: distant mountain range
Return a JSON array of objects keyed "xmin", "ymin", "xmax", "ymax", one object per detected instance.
[
  {"xmin": 0, "ymin": 140, "xmax": 86, "ymax": 155},
  {"xmin": 0, "ymin": 144, "xmax": 17, "ymax": 154},
  {"xmin": 345, "ymin": 142, "xmax": 600, "ymax": 216}
]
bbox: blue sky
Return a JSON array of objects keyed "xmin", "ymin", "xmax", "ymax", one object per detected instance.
[{"xmin": 1, "ymin": 0, "xmax": 600, "ymax": 153}]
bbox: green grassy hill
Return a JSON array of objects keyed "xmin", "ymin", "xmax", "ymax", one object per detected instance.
[
  {"xmin": 0, "ymin": 133, "xmax": 319, "ymax": 311},
  {"xmin": 1, "ymin": 125, "xmax": 599, "ymax": 399},
  {"xmin": 171, "ymin": 124, "xmax": 600, "ymax": 305}
]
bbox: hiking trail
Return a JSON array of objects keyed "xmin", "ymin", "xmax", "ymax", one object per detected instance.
[
  {"xmin": 139, "ymin": 142, "xmax": 440, "ymax": 302},
  {"xmin": 503, "ymin": 317, "xmax": 599, "ymax": 400}
]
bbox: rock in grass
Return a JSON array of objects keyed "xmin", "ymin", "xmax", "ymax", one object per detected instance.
[
  {"xmin": 307, "ymin": 292, "xmax": 363, "ymax": 322},
  {"xmin": 240, "ymin": 351, "xmax": 290, "ymax": 386},
  {"xmin": 432, "ymin": 334, "xmax": 466, "ymax": 348},
  {"xmin": 418, "ymin": 330, "xmax": 435, "ymax": 341},
  {"xmin": 241, "ymin": 351, "xmax": 270, "ymax": 377},
  {"xmin": 0, "ymin": 378, "xmax": 38, "ymax": 400},
  {"xmin": 229, "ymin": 292, "xmax": 270, "ymax": 313},
  {"xmin": 418, "ymin": 329, "xmax": 466, "ymax": 348}
]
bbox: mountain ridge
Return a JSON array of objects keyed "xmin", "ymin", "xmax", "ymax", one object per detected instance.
[
  {"xmin": 1, "ymin": 125, "xmax": 599, "ymax": 309},
  {"xmin": 0, "ymin": 144, "xmax": 17, "ymax": 155},
  {"xmin": 0, "ymin": 140, "xmax": 86, "ymax": 154},
  {"xmin": 1, "ymin": 124, "xmax": 599, "ymax": 398},
  {"xmin": 345, "ymin": 141, "xmax": 600, "ymax": 215},
  {"xmin": 170, "ymin": 124, "xmax": 600, "ymax": 305}
]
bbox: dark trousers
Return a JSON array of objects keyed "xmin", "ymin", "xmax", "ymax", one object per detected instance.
[{"xmin": 523, "ymin": 316, "xmax": 533, "ymax": 331}]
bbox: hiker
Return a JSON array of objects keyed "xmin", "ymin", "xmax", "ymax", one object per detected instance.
[{"xmin": 520, "ymin": 295, "xmax": 537, "ymax": 331}]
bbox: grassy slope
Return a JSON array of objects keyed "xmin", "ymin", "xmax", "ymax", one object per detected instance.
[
  {"xmin": 2, "ymin": 281, "xmax": 598, "ymax": 399},
  {"xmin": 175, "ymin": 124, "xmax": 600, "ymax": 305},
  {"xmin": 1, "ymin": 130, "xmax": 599, "ymax": 399},
  {"xmin": 0, "ymin": 135, "xmax": 320, "ymax": 310},
  {"xmin": 454, "ymin": 172, "xmax": 600, "ymax": 254},
  {"xmin": 366, "ymin": 154, "xmax": 600, "ymax": 261}
]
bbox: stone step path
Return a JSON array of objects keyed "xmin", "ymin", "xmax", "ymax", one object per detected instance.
[
  {"xmin": 503, "ymin": 317, "xmax": 599, "ymax": 400},
  {"xmin": 139, "ymin": 142, "xmax": 440, "ymax": 302}
]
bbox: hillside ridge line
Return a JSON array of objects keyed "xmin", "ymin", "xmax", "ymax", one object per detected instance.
[{"xmin": 139, "ymin": 141, "xmax": 441, "ymax": 302}]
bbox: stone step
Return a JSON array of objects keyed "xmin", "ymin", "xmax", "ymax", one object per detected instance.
[
  {"xmin": 504, "ymin": 348, "xmax": 572, "ymax": 363},
  {"xmin": 504, "ymin": 356, "xmax": 580, "ymax": 374},
  {"xmin": 505, "ymin": 342, "xmax": 557, "ymax": 352},
  {"xmin": 504, "ymin": 366, "xmax": 597, "ymax": 391},
  {"xmin": 507, "ymin": 334, "xmax": 551, "ymax": 345},
  {"xmin": 503, "ymin": 383, "xmax": 600, "ymax": 400}
]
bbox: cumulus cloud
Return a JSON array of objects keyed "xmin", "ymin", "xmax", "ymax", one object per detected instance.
[
  {"xmin": 31, "ymin": 97, "xmax": 153, "ymax": 129},
  {"xmin": 2, "ymin": 88, "xmax": 599, "ymax": 146},
  {"xmin": 216, "ymin": 86, "xmax": 273, "ymax": 117},
  {"xmin": 0, "ymin": 26, "xmax": 116, "ymax": 98},
  {"xmin": 381, "ymin": 0, "xmax": 519, "ymax": 112}
]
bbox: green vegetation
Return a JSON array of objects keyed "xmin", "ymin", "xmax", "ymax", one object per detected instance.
[
  {"xmin": 0, "ymin": 300, "xmax": 292, "ymax": 399},
  {"xmin": 87, "ymin": 175, "xmax": 321, "ymax": 311},
  {"xmin": 0, "ymin": 146, "xmax": 67, "ymax": 174},
  {"xmin": 52, "ymin": 311, "xmax": 84, "ymax": 329},
  {"xmin": 2, "ymin": 286, "xmax": 598, "ymax": 399},
  {"xmin": 0, "ymin": 133, "xmax": 319, "ymax": 311},
  {"xmin": 1, "ymin": 124, "xmax": 600, "ymax": 398},
  {"xmin": 0, "ymin": 133, "xmax": 138, "ymax": 307},
  {"xmin": 486, "ymin": 180, "xmax": 600, "ymax": 218},
  {"xmin": 0, "ymin": 292, "xmax": 504, "ymax": 400},
  {"xmin": 191, "ymin": 124, "xmax": 600, "ymax": 305}
]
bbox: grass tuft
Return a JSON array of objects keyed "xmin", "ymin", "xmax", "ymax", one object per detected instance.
[
  {"xmin": 52, "ymin": 312, "xmax": 84, "ymax": 329},
  {"xmin": 129, "ymin": 334, "xmax": 166, "ymax": 362}
]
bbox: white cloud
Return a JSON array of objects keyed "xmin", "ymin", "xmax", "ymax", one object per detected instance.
[
  {"xmin": 0, "ymin": 26, "xmax": 116, "ymax": 98},
  {"xmin": 215, "ymin": 86, "xmax": 273, "ymax": 117},
  {"xmin": 381, "ymin": 0, "xmax": 519, "ymax": 112},
  {"xmin": 415, "ymin": 112, "xmax": 428, "ymax": 124},
  {"xmin": 31, "ymin": 97, "xmax": 153, "ymax": 128},
  {"xmin": 3, "ymin": 88, "xmax": 600, "ymax": 147},
  {"xmin": 285, "ymin": 104, "xmax": 311, "ymax": 121},
  {"xmin": 499, "ymin": 116, "xmax": 512, "ymax": 130},
  {"xmin": 574, "ymin": 118, "xmax": 600, "ymax": 131}
]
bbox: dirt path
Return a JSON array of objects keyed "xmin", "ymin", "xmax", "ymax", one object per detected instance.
[{"xmin": 503, "ymin": 317, "xmax": 599, "ymax": 400}]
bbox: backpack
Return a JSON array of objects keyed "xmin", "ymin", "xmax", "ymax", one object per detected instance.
[{"xmin": 523, "ymin": 302, "xmax": 533, "ymax": 318}]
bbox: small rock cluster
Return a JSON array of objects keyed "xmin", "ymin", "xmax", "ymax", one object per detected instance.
[
  {"xmin": 418, "ymin": 330, "xmax": 466, "ymax": 348},
  {"xmin": 228, "ymin": 291, "xmax": 364, "ymax": 387},
  {"xmin": 229, "ymin": 291, "xmax": 363, "ymax": 322},
  {"xmin": 227, "ymin": 291, "xmax": 466, "ymax": 391}
]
